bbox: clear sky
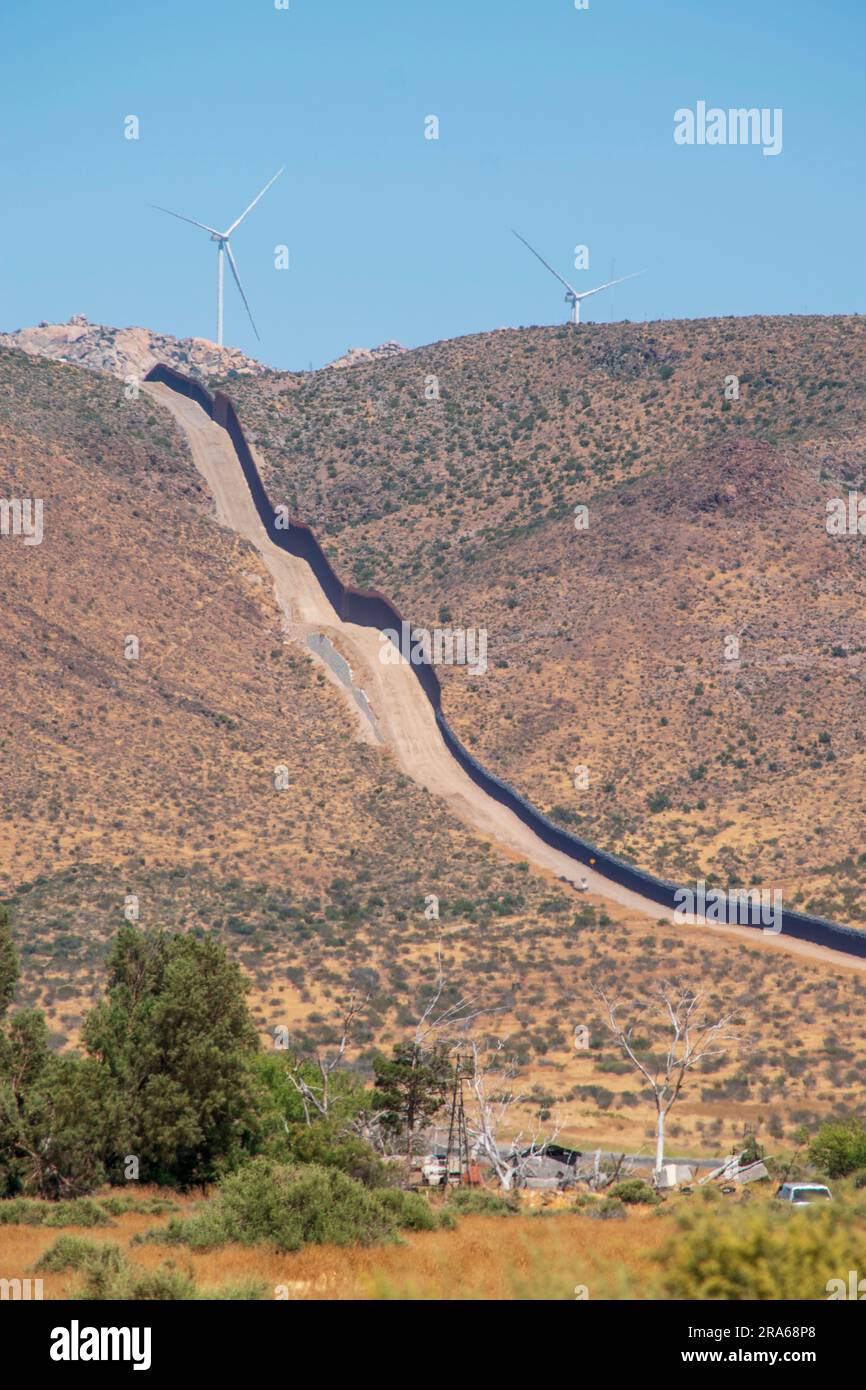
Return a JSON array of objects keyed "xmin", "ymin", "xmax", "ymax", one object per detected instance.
[{"xmin": 2, "ymin": 0, "xmax": 864, "ymax": 369}]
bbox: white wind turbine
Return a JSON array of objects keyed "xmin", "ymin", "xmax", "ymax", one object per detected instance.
[
  {"xmin": 512, "ymin": 230, "xmax": 644, "ymax": 325},
  {"xmin": 152, "ymin": 167, "xmax": 285, "ymax": 346}
]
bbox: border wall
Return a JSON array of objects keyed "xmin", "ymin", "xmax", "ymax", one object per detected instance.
[{"xmin": 145, "ymin": 362, "xmax": 866, "ymax": 960}]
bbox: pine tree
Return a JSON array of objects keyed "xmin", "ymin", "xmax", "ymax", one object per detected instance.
[{"xmin": 83, "ymin": 926, "xmax": 259, "ymax": 1187}]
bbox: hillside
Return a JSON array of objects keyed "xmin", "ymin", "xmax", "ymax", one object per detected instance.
[
  {"xmin": 4, "ymin": 341, "xmax": 866, "ymax": 1162},
  {"xmin": 217, "ymin": 315, "xmax": 866, "ymax": 927},
  {"xmin": 1, "ymin": 346, "xmax": 569, "ymax": 1038}
]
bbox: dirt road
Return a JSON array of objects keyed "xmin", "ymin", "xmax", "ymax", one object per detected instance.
[{"xmin": 145, "ymin": 381, "xmax": 866, "ymax": 975}]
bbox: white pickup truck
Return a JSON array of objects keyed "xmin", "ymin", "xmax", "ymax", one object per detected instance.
[{"xmin": 775, "ymin": 1182, "xmax": 832, "ymax": 1206}]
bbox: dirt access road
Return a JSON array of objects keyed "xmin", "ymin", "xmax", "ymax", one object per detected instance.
[{"xmin": 146, "ymin": 381, "xmax": 866, "ymax": 975}]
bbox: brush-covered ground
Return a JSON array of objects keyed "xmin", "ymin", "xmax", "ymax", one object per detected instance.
[
  {"xmin": 3, "ymin": 341, "xmax": 866, "ymax": 1165},
  {"xmin": 217, "ymin": 316, "xmax": 866, "ymax": 925},
  {"xmin": 3, "ymin": 1178, "xmax": 865, "ymax": 1301}
]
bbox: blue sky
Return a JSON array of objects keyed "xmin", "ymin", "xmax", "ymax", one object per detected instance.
[{"xmin": 2, "ymin": 0, "xmax": 864, "ymax": 369}]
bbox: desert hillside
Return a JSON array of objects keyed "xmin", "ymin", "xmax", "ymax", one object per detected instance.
[
  {"xmin": 218, "ymin": 316, "xmax": 866, "ymax": 927},
  {"xmin": 3, "ymin": 341, "xmax": 866, "ymax": 1161}
]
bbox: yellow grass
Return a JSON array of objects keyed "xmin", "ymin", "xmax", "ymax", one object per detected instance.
[{"xmin": 0, "ymin": 1196, "xmax": 667, "ymax": 1301}]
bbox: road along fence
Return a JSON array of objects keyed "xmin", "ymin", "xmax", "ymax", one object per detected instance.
[{"xmin": 145, "ymin": 362, "xmax": 866, "ymax": 960}]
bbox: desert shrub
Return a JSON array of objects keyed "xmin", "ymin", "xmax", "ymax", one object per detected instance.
[
  {"xmin": 0, "ymin": 1197, "xmax": 112, "ymax": 1228},
  {"xmin": 373, "ymin": 1187, "xmax": 438, "ymax": 1232},
  {"xmin": 36, "ymin": 1236, "xmax": 124, "ymax": 1274},
  {"xmin": 34, "ymin": 1238, "xmax": 262, "ymax": 1301},
  {"xmin": 79, "ymin": 1258, "xmax": 201, "ymax": 1301},
  {"xmin": 141, "ymin": 1157, "xmax": 420, "ymax": 1253},
  {"xmin": 609, "ymin": 1178, "xmax": 661, "ymax": 1206},
  {"xmin": 658, "ymin": 1200, "xmax": 866, "ymax": 1299},
  {"xmin": 808, "ymin": 1120, "xmax": 866, "ymax": 1178},
  {"xmin": 281, "ymin": 1121, "xmax": 391, "ymax": 1188},
  {"xmin": 95, "ymin": 1195, "xmax": 179, "ymax": 1217},
  {"xmin": 444, "ymin": 1188, "xmax": 520, "ymax": 1217},
  {"xmin": 208, "ymin": 1280, "xmax": 269, "ymax": 1301},
  {"xmin": 589, "ymin": 1198, "xmax": 626, "ymax": 1220}
]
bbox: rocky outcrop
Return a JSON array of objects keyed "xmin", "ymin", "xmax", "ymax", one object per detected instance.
[
  {"xmin": 325, "ymin": 341, "xmax": 406, "ymax": 370},
  {"xmin": 0, "ymin": 316, "xmax": 266, "ymax": 383}
]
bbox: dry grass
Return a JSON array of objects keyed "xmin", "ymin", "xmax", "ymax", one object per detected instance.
[{"xmin": 0, "ymin": 1195, "xmax": 666, "ymax": 1301}]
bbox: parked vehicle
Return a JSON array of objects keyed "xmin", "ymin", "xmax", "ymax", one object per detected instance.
[
  {"xmin": 421, "ymin": 1155, "xmax": 446, "ymax": 1186},
  {"xmin": 421, "ymin": 1152, "xmax": 463, "ymax": 1187},
  {"xmin": 775, "ymin": 1182, "xmax": 832, "ymax": 1206}
]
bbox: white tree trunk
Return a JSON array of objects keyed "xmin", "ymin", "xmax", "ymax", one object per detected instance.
[{"xmin": 655, "ymin": 1107, "xmax": 665, "ymax": 1172}]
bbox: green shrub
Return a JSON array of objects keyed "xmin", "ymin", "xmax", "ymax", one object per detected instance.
[
  {"xmin": 808, "ymin": 1120, "xmax": 866, "ymax": 1178},
  {"xmin": 79, "ymin": 1258, "xmax": 201, "ymax": 1301},
  {"xmin": 28, "ymin": 1226, "xmax": 269, "ymax": 1299},
  {"xmin": 373, "ymin": 1187, "xmax": 438, "ymax": 1232},
  {"xmin": 609, "ymin": 1178, "xmax": 661, "ymax": 1206},
  {"xmin": 141, "ymin": 1157, "xmax": 423, "ymax": 1254},
  {"xmin": 444, "ymin": 1188, "xmax": 520, "ymax": 1217},
  {"xmin": 281, "ymin": 1121, "xmax": 391, "ymax": 1188},
  {"xmin": 658, "ymin": 1201, "xmax": 866, "ymax": 1299},
  {"xmin": 74, "ymin": 1256, "xmax": 266, "ymax": 1301},
  {"xmin": 96, "ymin": 1195, "xmax": 179, "ymax": 1217},
  {"xmin": 36, "ymin": 1236, "xmax": 124, "ymax": 1274},
  {"xmin": 34, "ymin": 1237, "xmax": 261, "ymax": 1301},
  {"xmin": 0, "ymin": 1197, "xmax": 112, "ymax": 1228},
  {"xmin": 589, "ymin": 1198, "xmax": 626, "ymax": 1220}
]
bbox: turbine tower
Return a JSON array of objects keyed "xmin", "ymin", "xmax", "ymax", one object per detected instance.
[
  {"xmin": 512, "ymin": 230, "xmax": 644, "ymax": 325},
  {"xmin": 152, "ymin": 167, "xmax": 284, "ymax": 346}
]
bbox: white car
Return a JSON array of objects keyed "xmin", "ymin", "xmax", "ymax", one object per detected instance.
[{"xmin": 775, "ymin": 1182, "xmax": 832, "ymax": 1206}]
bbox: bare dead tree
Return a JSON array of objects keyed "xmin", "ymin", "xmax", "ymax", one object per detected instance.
[
  {"xmin": 284, "ymin": 946, "xmax": 496, "ymax": 1163},
  {"xmin": 593, "ymin": 981, "xmax": 748, "ymax": 1174},
  {"xmin": 284, "ymin": 992, "xmax": 368, "ymax": 1124},
  {"xmin": 463, "ymin": 1039, "xmax": 562, "ymax": 1190},
  {"xmin": 571, "ymin": 1150, "xmax": 638, "ymax": 1191},
  {"xmin": 372, "ymin": 941, "xmax": 495, "ymax": 1163},
  {"xmin": 413, "ymin": 940, "xmax": 489, "ymax": 1049}
]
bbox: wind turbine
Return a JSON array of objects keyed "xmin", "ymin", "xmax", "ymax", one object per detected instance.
[
  {"xmin": 512, "ymin": 230, "xmax": 644, "ymax": 325},
  {"xmin": 152, "ymin": 167, "xmax": 284, "ymax": 346}
]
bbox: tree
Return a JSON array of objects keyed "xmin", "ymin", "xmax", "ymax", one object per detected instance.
[
  {"xmin": 464, "ymin": 1039, "xmax": 561, "ymax": 1189},
  {"xmin": 251, "ymin": 1041, "xmax": 386, "ymax": 1185},
  {"xmin": 0, "ymin": 917, "xmax": 111, "ymax": 1198},
  {"xmin": 83, "ymin": 925, "xmax": 259, "ymax": 1187},
  {"xmin": 594, "ymin": 981, "xmax": 747, "ymax": 1174},
  {"xmin": 280, "ymin": 993, "xmax": 368, "ymax": 1124},
  {"xmin": 372, "ymin": 1042, "xmax": 452, "ymax": 1157},
  {"xmin": 0, "ymin": 1011, "xmax": 111, "ymax": 1197},
  {"xmin": 372, "ymin": 940, "xmax": 492, "ymax": 1159}
]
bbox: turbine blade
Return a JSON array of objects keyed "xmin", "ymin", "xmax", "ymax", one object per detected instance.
[
  {"xmin": 150, "ymin": 204, "xmax": 222, "ymax": 237},
  {"xmin": 511, "ymin": 229, "xmax": 578, "ymax": 297},
  {"xmin": 224, "ymin": 166, "xmax": 285, "ymax": 237},
  {"xmin": 575, "ymin": 269, "xmax": 646, "ymax": 301},
  {"xmin": 224, "ymin": 241, "xmax": 259, "ymax": 340}
]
